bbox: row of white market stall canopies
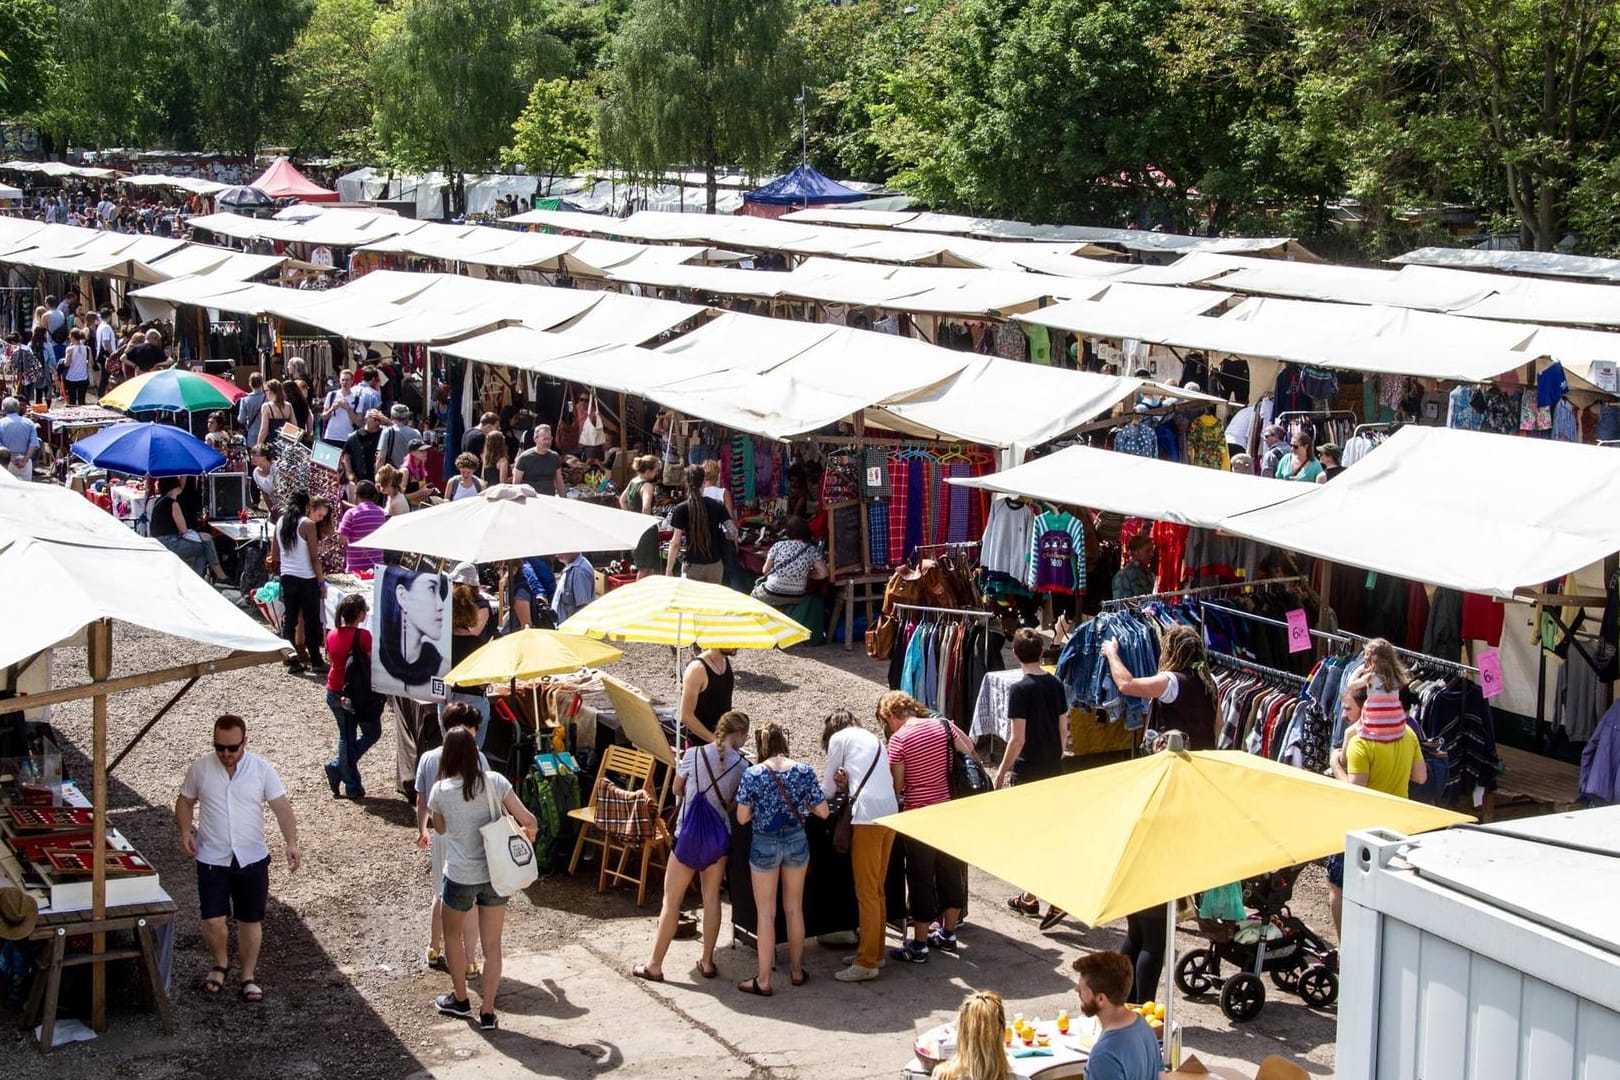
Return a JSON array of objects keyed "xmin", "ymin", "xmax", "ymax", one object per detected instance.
[{"xmin": 957, "ymin": 424, "xmax": 1620, "ymax": 601}]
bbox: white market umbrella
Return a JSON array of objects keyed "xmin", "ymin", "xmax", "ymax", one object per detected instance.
[{"xmin": 363, "ymin": 482, "xmax": 657, "ymax": 563}]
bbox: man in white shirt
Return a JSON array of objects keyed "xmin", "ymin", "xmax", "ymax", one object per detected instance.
[
  {"xmin": 321, "ymin": 369, "xmax": 359, "ymax": 446},
  {"xmin": 174, "ymin": 715, "xmax": 301, "ymax": 1003}
]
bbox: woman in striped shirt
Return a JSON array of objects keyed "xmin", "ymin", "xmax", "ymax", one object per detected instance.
[{"xmin": 880, "ymin": 692, "xmax": 977, "ymax": 963}]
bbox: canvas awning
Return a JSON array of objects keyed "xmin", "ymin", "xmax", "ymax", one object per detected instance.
[
  {"xmin": 146, "ymin": 247, "xmax": 289, "ymax": 282},
  {"xmin": 871, "ymin": 361, "xmax": 1222, "ymax": 462},
  {"xmin": 1393, "ymin": 247, "xmax": 1620, "ymax": 284},
  {"xmin": 251, "ymin": 156, "xmax": 339, "ymax": 202},
  {"xmin": 0, "ymin": 475, "xmax": 286, "ymax": 668},
  {"xmin": 357, "ymin": 222, "xmax": 583, "ymax": 270},
  {"xmin": 949, "ymin": 442, "xmax": 1302, "ymax": 528},
  {"xmin": 187, "ymin": 209, "xmax": 422, "ymax": 247},
  {"xmin": 121, "ymin": 173, "xmax": 230, "ymax": 196},
  {"xmin": 1218, "ymin": 426, "xmax": 1620, "ymax": 599}
]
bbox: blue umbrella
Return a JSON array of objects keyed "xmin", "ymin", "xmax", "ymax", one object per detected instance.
[{"xmin": 71, "ymin": 422, "xmax": 225, "ymax": 476}]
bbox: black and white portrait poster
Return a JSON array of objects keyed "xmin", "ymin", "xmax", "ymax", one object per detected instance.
[{"xmin": 372, "ymin": 566, "xmax": 451, "ymax": 702}]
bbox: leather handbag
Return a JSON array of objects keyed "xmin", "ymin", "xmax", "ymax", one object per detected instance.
[
  {"xmin": 830, "ymin": 746, "xmax": 881, "ymax": 855},
  {"xmin": 940, "ymin": 719, "xmax": 992, "ymax": 799}
]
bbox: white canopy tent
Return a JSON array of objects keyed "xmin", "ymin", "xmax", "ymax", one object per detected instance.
[
  {"xmin": 947, "ymin": 442, "xmax": 1304, "ymax": 528},
  {"xmin": 1218, "ymin": 426, "xmax": 1620, "ymax": 599},
  {"xmin": 1393, "ymin": 247, "xmax": 1620, "ymax": 284},
  {"xmin": 0, "ymin": 475, "xmax": 286, "ymax": 669},
  {"xmin": 186, "ymin": 209, "xmax": 424, "ymax": 248},
  {"xmin": 871, "ymin": 359, "xmax": 1222, "ymax": 465},
  {"xmin": 121, "ymin": 174, "xmax": 230, "ymax": 197}
]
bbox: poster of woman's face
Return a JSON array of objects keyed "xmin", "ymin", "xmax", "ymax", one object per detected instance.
[{"xmin": 372, "ymin": 566, "xmax": 451, "ymax": 701}]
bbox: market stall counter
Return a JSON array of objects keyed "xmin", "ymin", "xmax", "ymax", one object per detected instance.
[{"xmin": 726, "ymin": 814, "xmax": 858, "ymax": 944}]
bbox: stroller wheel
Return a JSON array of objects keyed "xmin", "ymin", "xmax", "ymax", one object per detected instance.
[
  {"xmin": 1220, "ymin": 972, "xmax": 1266, "ymax": 1022},
  {"xmin": 1270, "ymin": 966, "xmax": 1302, "ymax": 992},
  {"xmin": 1297, "ymin": 964, "xmax": 1339, "ymax": 1008},
  {"xmin": 1174, "ymin": 948, "xmax": 1220, "ymax": 995}
]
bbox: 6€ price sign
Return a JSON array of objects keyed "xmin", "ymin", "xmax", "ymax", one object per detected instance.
[
  {"xmin": 1285, "ymin": 608, "xmax": 1311, "ymax": 653},
  {"xmin": 1478, "ymin": 649, "xmax": 1505, "ymax": 699}
]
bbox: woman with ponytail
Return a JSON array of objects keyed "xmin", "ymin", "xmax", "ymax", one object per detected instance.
[
  {"xmin": 270, "ymin": 491, "xmax": 331, "ymax": 674},
  {"xmin": 664, "ymin": 464, "xmax": 731, "ymax": 584}
]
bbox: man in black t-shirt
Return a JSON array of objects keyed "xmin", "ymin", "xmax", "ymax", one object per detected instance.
[
  {"xmin": 462, "ymin": 412, "xmax": 498, "ymax": 459},
  {"xmin": 998, "ymin": 626, "xmax": 1071, "ymax": 925},
  {"xmin": 123, "ymin": 329, "xmax": 168, "ymax": 376},
  {"xmin": 342, "ymin": 409, "xmax": 384, "ymax": 485}
]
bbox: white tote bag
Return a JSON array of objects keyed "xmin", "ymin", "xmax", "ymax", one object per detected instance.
[{"xmin": 480, "ymin": 774, "xmax": 538, "ymax": 897}]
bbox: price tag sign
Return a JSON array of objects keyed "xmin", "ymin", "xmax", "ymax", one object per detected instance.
[
  {"xmin": 1285, "ymin": 608, "xmax": 1311, "ymax": 653},
  {"xmin": 865, "ymin": 466, "xmax": 884, "ymax": 489},
  {"xmin": 1478, "ymin": 649, "xmax": 1505, "ymax": 699}
]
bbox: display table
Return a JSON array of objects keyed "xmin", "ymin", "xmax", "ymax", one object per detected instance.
[
  {"xmin": 109, "ymin": 482, "xmax": 149, "ymax": 531},
  {"xmin": 905, "ymin": 1017, "xmax": 1090, "ymax": 1079},
  {"xmin": 727, "ymin": 815, "xmax": 858, "ymax": 944}
]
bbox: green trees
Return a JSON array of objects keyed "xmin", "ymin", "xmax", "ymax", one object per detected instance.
[
  {"xmin": 598, "ymin": 0, "xmax": 801, "ymax": 211},
  {"xmin": 371, "ymin": 0, "xmax": 578, "ymax": 214},
  {"xmin": 506, "ymin": 78, "xmax": 597, "ymax": 191},
  {"xmin": 179, "ymin": 0, "xmax": 313, "ymax": 156},
  {"xmin": 276, "ymin": 0, "xmax": 380, "ymax": 160}
]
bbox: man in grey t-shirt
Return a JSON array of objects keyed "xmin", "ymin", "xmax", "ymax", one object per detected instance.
[
  {"xmin": 376, "ymin": 403, "xmax": 420, "ymax": 472},
  {"xmin": 512, "ymin": 423, "xmax": 563, "ymax": 495}
]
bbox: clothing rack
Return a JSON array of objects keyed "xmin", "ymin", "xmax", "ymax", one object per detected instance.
[
  {"xmin": 1352, "ymin": 421, "xmax": 1401, "ymax": 438},
  {"xmin": 1201, "ymin": 601, "xmax": 1480, "ymax": 677},
  {"xmin": 893, "ymin": 603, "xmax": 997, "ymax": 671},
  {"xmin": 1102, "ymin": 576, "xmax": 1305, "ymax": 611},
  {"xmin": 913, "ymin": 541, "xmax": 981, "ymax": 554},
  {"xmin": 1206, "ymin": 651, "xmax": 1309, "ymax": 686}
]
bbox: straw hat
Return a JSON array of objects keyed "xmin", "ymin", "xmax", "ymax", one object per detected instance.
[{"xmin": 0, "ymin": 887, "xmax": 39, "ymax": 941}]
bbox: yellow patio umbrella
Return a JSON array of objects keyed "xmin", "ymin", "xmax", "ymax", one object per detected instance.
[
  {"xmin": 558, "ymin": 576, "xmax": 810, "ymax": 651},
  {"xmin": 878, "ymin": 740, "xmax": 1471, "ymax": 1043},
  {"xmin": 443, "ymin": 629, "xmax": 624, "ymax": 687}
]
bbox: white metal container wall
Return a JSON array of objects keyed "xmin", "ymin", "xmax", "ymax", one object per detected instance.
[{"xmin": 1337, "ymin": 824, "xmax": 1620, "ymax": 1080}]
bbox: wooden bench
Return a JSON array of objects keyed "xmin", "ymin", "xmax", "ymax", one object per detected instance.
[{"xmin": 1485, "ymin": 745, "xmax": 1583, "ymax": 822}]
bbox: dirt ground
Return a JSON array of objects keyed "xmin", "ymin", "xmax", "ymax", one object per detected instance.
[{"xmin": 2, "ymin": 628, "xmax": 1340, "ymax": 1077}]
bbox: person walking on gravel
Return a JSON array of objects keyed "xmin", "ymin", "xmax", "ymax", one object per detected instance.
[{"xmin": 174, "ymin": 714, "xmax": 302, "ymax": 1003}]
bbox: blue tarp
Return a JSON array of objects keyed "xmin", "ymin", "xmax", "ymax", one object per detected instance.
[{"xmin": 743, "ymin": 164, "xmax": 866, "ymax": 206}]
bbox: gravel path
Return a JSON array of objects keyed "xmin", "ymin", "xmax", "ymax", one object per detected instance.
[{"xmin": 1, "ymin": 626, "xmax": 1337, "ymax": 1076}]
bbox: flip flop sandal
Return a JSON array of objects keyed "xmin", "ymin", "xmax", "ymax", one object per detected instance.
[
  {"xmin": 737, "ymin": 977, "xmax": 773, "ymax": 997},
  {"xmin": 791, "ymin": 970, "xmax": 809, "ymax": 987},
  {"xmin": 204, "ymin": 966, "xmax": 228, "ymax": 994},
  {"xmin": 240, "ymin": 980, "xmax": 264, "ymax": 1003},
  {"xmin": 631, "ymin": 964, "xmax": 664, "ymax": 983},
  {"xmin": 698, "ymin": 961, "xmax": 718, "ymax": 979},
  {"xmin": 1039, "ymin": 907, "xmax": 1067, "ymax": 931}
]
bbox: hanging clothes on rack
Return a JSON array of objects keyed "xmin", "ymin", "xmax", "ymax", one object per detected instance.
[
  {"xmin": 890, "ymin": 605, "xmax": 1004, "ymax": 724},
  {"xmin": 1054, "ymin": 611, "xmax": 1160, "ymax": 728},
  {"xmin": 1027, "ymin": 508, "xmax": 1087, "ymax": 596},
  {"xmin": 981, "ymin": 497, "xmax": 1037, "ymax": 599}
]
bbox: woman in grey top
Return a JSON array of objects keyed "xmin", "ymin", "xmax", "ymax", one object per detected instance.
[{"xmin": 427, "ymin": 728, "xmax": 538, "ymax": 1031}]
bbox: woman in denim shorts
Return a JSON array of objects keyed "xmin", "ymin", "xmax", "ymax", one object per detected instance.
[
  {"xmin": 427, "ymin": 728, "xmax": 538, "ymax": 1031},
  {"xmin": 734, "ymin": 721, "xmax": 828, "ymax": 996}
]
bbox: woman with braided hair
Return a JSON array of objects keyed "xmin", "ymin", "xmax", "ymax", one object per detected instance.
[
  {"xmin": 1100, "ymin": 623, "xmax": 1217, "ymax": 752},
  {"xmin": 664, "ymin": 463, "xmax": 731, "ymax": 584}
]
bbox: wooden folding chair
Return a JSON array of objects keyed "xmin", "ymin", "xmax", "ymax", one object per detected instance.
[{"xmin": 566, "ymin": 745, "xmax": 673, "ymax": 905}]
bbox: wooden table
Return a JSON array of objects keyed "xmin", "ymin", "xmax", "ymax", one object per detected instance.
[
  {"xmin": 829, "ymin": 572, "xmax": 890, "ymax": 652},
  {"xmin": 22, "ymin": 897, "xmax": 177, "ymax": 1051}
]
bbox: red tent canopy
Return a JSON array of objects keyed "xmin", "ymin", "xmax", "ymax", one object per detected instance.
[{"xmin": 249, "ymin": 156, "xmax": 339, "ymax": 203}]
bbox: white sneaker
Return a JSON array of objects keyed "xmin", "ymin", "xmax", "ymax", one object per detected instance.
[
  {"xmin": 834, "ymin": 963, "xmax": 881, "ymax": 983},
  {"xmin": 842, "ymin": 953, "xmax": 887, "ymax": 968}
]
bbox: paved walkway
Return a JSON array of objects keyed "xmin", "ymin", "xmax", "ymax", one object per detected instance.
[{"xmin": 408, "ymin": 869, "xmax": 1337, "ymax": 1079}]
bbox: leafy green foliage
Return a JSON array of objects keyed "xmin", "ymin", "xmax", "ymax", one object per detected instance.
[
  {"xmin": 275, "ymin": 0, "xmax": 379, "ymax": 161},
  {"xmin": 177, "ymin": 0, "xmax": 313, "ymax": 155},
  {"xmin": 505, "ymin": 77, "xmax": 597, "ymax": 188},
  {"xmin": 598, "ymin": 0, "xmax": 802, "ymax": 210}
]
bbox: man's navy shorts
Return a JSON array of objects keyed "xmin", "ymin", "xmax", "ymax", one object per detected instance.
[{"xmin": 197, "ymin": 856, "xmax": 271, "ymax": 922}]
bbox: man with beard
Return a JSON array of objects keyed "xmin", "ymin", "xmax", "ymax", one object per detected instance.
[{"xmin": 1072, "ymin": 952, "xmax": 1161, "ymax": 1080}]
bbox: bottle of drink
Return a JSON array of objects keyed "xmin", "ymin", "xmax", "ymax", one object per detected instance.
[{"xmin": 1057, "ymin": 1009, "xmax": 1070, "ymax": 1034}]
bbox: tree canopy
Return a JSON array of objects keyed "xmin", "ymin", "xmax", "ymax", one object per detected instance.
[{"xmin": 6, "ymin": 0, "xmax": 1620, "ymax": 251}]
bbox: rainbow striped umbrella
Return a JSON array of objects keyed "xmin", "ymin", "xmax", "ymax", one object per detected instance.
[{"xmin": 100, "ymin": 369, "xmax": 246, "ymax": 414}]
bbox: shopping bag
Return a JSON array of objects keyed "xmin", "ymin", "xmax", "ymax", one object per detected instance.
[
  {"xmin": 672, "ymin": 794, "xmax": 731, "ymax": 870},
  {"xmin": 1197, "ymin": 881, "xmax": 1246, "ymax": 922},
  {"xmin": 480, "ymin": 776, "xmax": 538, "ymax": 896}
]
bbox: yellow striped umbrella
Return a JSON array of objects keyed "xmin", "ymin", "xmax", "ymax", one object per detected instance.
[
  {"xmin": 557, "ymin": 576, "xmax": 810, "ymax": 650},
  {"xmin": 443, "ymin": 629, "xmax": 623, "ymax": 687}
]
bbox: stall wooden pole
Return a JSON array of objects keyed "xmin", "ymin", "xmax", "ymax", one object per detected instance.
[{"xmin": 87, "ymin": 618, "xmax": 113, "ymax": 1031}]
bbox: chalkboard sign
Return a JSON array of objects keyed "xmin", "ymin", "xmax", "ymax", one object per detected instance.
[{"xmin": 825, "ymin": 500, "xmax": 868, "ymax": 580}]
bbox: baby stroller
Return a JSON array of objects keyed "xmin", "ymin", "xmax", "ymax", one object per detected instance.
[{"xmin": 1173, "ymin": 864, "xmax": 1338, "ymax": 1022}]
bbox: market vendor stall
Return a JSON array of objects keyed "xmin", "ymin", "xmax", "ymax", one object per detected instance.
[{"xmin": 0, "ymin": 478, "xmax": 285, "ymax": 1046}]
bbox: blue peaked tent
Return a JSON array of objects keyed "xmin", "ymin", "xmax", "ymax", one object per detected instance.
[{"xmin": 743, "ymin": 164, "xmax": 867, "ymax": 206}]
